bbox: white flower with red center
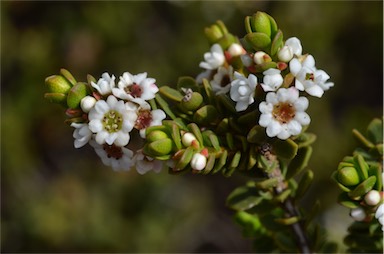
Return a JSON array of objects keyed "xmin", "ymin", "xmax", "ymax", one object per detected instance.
[
  {"xmin": 259, "ymin": 87, "xmax": 310, "ymax": 140},
  {"xmin": 91, "ymin": 72, "xmax": 116, "ymax": 95},
  {"xmin": 261, "ymin": 68, "xmax": 284, "ymax": 92},
  {"xmin": 88, "ymin": 95, "xmax": 137, "ymax": 146},
  {"xmin": 71, "ymin": 123, "xmax": 92, "ymax": 148},
  {"xmin": 289, "ymin": 55, "xmax": 334, "ymax": 98},
  {"xmin": 90, "ymin": 140, "xmax": 134, "ymax": 171},
  {"xmin": 112, "ymin": 72, "xmax": 158, "ymax": 105},
  {"xmin": 230, "ymin": 72, "xmax": 258, "ymax": 112},
  {"xmin": 132, "ymin": 101, "xmax": 166, "ymax": 138},
  {"xmin": 211, "ymin": 66, "xmax": 234, "ymax": 95},
  {"xmin": 199, "ymin": 44, "xmax": 225, "ymax": 70},
  {"xmin": 133, "ymin": 150, "xmax": 164, "ymax": 175}
]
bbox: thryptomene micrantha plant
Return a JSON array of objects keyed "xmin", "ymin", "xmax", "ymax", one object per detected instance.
[{"xmin": 44, "ymin": 11, "xmax": 383, "ymax": 253}]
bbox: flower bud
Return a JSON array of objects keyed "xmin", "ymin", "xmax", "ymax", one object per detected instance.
[
  {"xmin": 67, "ymin": 82, "xmax": 89, "ymax": 109},
  {"xmin": 277, "ymin": 46, "xmax": 293, "ymax": 62},
  {"xmin": 228, "ymin": 43, "xmax": 245, "ymax": 57},
  {"xmin": 182, "ymin": 132, "xmax": 197, "ymax": 147},
  {"xmin": 145, "ymin": 138, "xmax": 173, "ymax": 157},
  {"xmin": 190, "ymin": 152, "xmax": 207, "ymax": 171},
  {"xmin": 337, "ymin": 166, "xmax": 360, "ymax": 186},
  {"xmin": 246, "ymin": 11, "xmax": 276, "ymax": 37},
  {"xmin": 80, "ymin": 96, "xmax": 96, "ymax": 113},
  {"xmin": 181, "ymin": 92, "xmax": 203, "ymax": 111},
  {"xmin": 364, "ymin": 190, "xmax": 381, "ymax": 206},
  {"xmin": 350, "ymin": 207, "xmax": 366, "ymax": 221},
  {"xmin": 45, "ymin": 75, "xmax": 73, "ymax": 94},
  {"xmin": 204, "ymin": 20, "xmax": 228, "ymax": 44},
  {"xmin": 253, "ymin": 51, "xmax": 271, "ymax": 65},
  {"xmin": 146, "ymin": 130, "xmax": 169, "ymax": 143}
]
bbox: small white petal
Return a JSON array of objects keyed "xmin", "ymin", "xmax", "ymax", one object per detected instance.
[
  {"xmin": 285, "ymin": 37, "xmax": 302, "ymax": 56},
  {"xmin": 266, "ymin": 121, "xmax": 282, "ymax": 137},
  {"xmin": 289, "ymin": 58, "xmax": 302, "ymax": 76},
  {"xmin": 277, "ymin": 127, "xmax": 290, "ymax": 140},
  {"xmin": 95, "ymin": 131, "xmax": 109, "ymax": 145},
  {"xmin": 105, "ymin": 132, "xmax": 118, "ymax": 145},
  {"xmin": 235, "ymin": 100, "xmax": 249, "ymax": 112},
  {"xmin": 295, "ymin": 112, "xmax": 311, "ymax": 125},
  {"xmin": 115, "ymin": 132, "xmax": 130, "ymax": 146},
  {"xmin": 88, "ymin": 119, "xmax": 103, "ymax": 133},
  {"xmin": 287, "ymin": 120, "xmax": 302, "ymax": 135},
  {"xmin": 95, "ymin": 100, "xmax": 109, "ymax": 114},
  {"xmin": 259, "ymin": 102, "xmax": 273, "ymax": 114},
  {"xmin": 259, "ymin": 113, "xmax": 273, "ymax": 127},
  {"xmin": 294, "ymin": 97, "xmax": 309, "ymax": 111},
  {"xmin": 305, "ymin": 85, "xmax": 324, "ymax": 98}
]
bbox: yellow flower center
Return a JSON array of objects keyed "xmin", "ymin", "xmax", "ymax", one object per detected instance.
[{"xmin": 103, "ymin": 110, "xmax": 123, "ymax": 133}]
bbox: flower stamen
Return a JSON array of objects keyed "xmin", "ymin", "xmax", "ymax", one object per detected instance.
[
  {"xmin": 103, "ymin": 144, "xmax": 124, "ymax": 159},
  {"xmin": 272, "ymin": 103, "xmax": 296, "ymax": 124},
  {"xmin": 103, "ymin": 110, "xmax": 123, "ymax": 133}
]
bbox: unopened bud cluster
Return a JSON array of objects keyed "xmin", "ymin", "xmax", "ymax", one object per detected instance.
[{"xmin": 332, "ymin": 118, "xmax": 383, "ymax": 231}]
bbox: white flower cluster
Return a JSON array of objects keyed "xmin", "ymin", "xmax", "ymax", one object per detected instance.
[
  {"xmin": 71, "ymin": 72, "xmax": 166, "ymax": 173},
  {"xmin": 196, "ymin": 38, "xmax": 334, "ymax": 140}
]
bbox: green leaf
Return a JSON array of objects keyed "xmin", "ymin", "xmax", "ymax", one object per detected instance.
[
  {"xmin": 294, "ymin": 133, "xmax": 317, "ymax": 148},
  {"xmin": 255, "ymin": 178, "xmax": 278, "ymax": 189},
  {"xmin": 171, "ymin": 123, "xmax": 182, "ymax": 150},
  {"xmin": 174, "ymin": 146, "xmax": 194, "ymax": 171},
  {"xmin": 217, "ymin": 94, "xmax": 236, "ymax": 114},
  {"xmin": 337, "ymin": 192, "xmax": 360, "ymax": 209},
  {"xmin": 353, "ymin": 154, "xmax": 369, "ymax": 180},
  {"xmin": 274, "ymin": 231, "xmax": 298, "ymax": 252},
  {"xmin": 369, "ymin": 163, "xmax": 382, "ymax": 190},
  {"xmin": 348, "ymin": 176, "xmax": 376, "ymax": 199},
  {"xmin": 270, "ymin": 29, "xmax": 283, "ymax": 56},
  {"xmin": 212, "ymin": 150, "xmax": 228, "ymax": 174},
  {"xmin": 247, "ymin": 125, "xmax": 267, "ymax": 144},
  {"xmin": 245, "ymin": 32, "xmax": 271, "ymax": 51},
  {"xmin": 159, "ymin": 86, "xmax": 184, "ymax": 102},
  {"xmin": 226, "ymin": 186, "xmax": 262, "ymax": 211},
  {"xmin": 234, "ymin": 211, "xmax": 264, "ymax": 237},
  {"xmin": 155, "ymin": 94, "xmax": 177, "ymax": 120},
  {"xmin": 60, "ymin": 68, "xmax": 77, "ymax": 86},
  {"xmin": 274, "ymin": 189, "xmax": 292, "ymax": 203},
  {"xmin": 177, "ymin": 76, "xmax": 199, "ymax": 92},
  {"xmin": 202, "ymin": 153, "xmax": 215, "ymax": 175},
  {"xmin": 187, "ymin": 123, "xmax": 204, "ymax": 148},
  {"xmin": 286, "ymin": 146, "xmax": 312, "ymax": 179},
  {"xmin": 193, "ymin": 105, "xmax": 219, "ymax": 125},
  {"xmin": 265, "ymin": 13, "xmax": 278, "ymax": 38},
  {"xmin": 272, "ymin": 139, "xmax": 298, "ymax": 160},
  {"xmin": 295, "ymin": 169, "xmax": 314, "ymax": 199},
  {"xmin": 67, "ymin": 82, "xmax": 89, "ymax": 109},
  {"xmin": 224, "ymin": 151, "xmax": 241, "ymax": 177},
  {"xmin": 208, "ymin": 132, "xmax": 221, "ymax": 152},
  {"xmin": 352, "ymin": 129, "xmax": 374, "ymax": 149},
  {"xmin": 202, "ymin": 78, "xmax": 215, "ymax": 105},
  {"xmin": 367, "ymin": 118, "xmax": 383, "ymax": 144},
  {"xmin": 216, "ymin": 118, "xmax": 229, "ymax": 134}
]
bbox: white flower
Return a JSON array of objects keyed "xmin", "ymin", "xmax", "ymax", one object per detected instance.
[
  {"xmin": 259, "ymin": 87, "xmax": 310, "ymax": 140},
  {"xmin": 285, "ymin": 37, "xmax": 302, "ymax": 56},
  {"xmin": 90, "ymin": 140, "xmax": 134, "ymax": 171},
  {"xmin": 289, "ymin": 55, "xmax": 334, "ymax": 98},
  {"xmin": 227, "ymin": 43, "xmax": 245, "ymax": 57},
  {"xmin": 133, "ymin": 150, "xmax": 164, "ymax": 175},
  {"xmin": 80, "ymin": 96, "xmax": 97, "ymax": 113},
  {"xmin": 375, "ymin": 204, "xmax": 384, "ymax": 231},
  {"xmin": 112, "ymin": 72, "xmax": 158, "ymax": 104},
  {"xmin": 190, "ymin": 153, "xmax": 207, "ymax": 171},
  {"xmin": 261, "ymin": 68, "xmax": 284, "ymax": 92},
  {"xmin": 133, "ymin": 101, "xmax": 166, "ymax": 138},
  {"xmin": 88, "ymin": 95, "xmax": 137, "ymax": 146},
  {"xmin": 71, "ymin": 123, "xmax": 92, "ymax": 148},
  {"xmin": 211, "ymin": 66, "xmax": 234, "ymax": 95},
  {"xmin": 230, "ymin": 72, "xmax": 258, "ymax": 112},
  {"xmin": 182, "ymin": 132, "xmax": 197, "ymax": 147},
  {"xmin": 91, "ymin": 72, "xmax": 115, "ymax": 95},
  {"xmin": 199, "ymin": 44, "xmax": 225, "ymax": 70}
]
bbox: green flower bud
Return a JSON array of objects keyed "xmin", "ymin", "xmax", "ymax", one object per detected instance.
[
  {"xmin": 67, "ymin": 82, "xmax": 89, "ymax": 109},
  {"xmin": 145, "ymin": 138, "xmax": 173, "ymax": 157},
  {"xmin": 244, "ymin": 32, "xmax": 271, "ymax": 51},
  {"xmin": 44, "ymin": 69, "xmax": 77, "ymax": 106},
  {"xmin": 337, "ymin": 166, "xmax": 360, "ymax": 186},
  {"xmin": 45, "ymin": 75, "xmax": 72, "ymax": 94},
  {"xmin": 204, "ymin": 20, "xmax": 228, "ymax": 44},
  {"xmin": 245, "ymin": 12, "xmax": 278, "ymax": 38},
  {"xmin": 146, "ymin": 130, "xmax": 169, "ymax": 143},
  {"xmin": 181, "ymin": 92, "xmax": 203, "ymax": 111}
]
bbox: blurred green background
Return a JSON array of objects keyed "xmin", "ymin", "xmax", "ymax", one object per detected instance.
[{"xmin": 1, "ymin": 1, "xmax": 382, "ymax": 252}]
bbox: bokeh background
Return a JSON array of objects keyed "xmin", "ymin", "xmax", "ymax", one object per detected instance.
[{"xmin": 1, "ymin": 1, "xmax": 382, "ymax": 252}]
